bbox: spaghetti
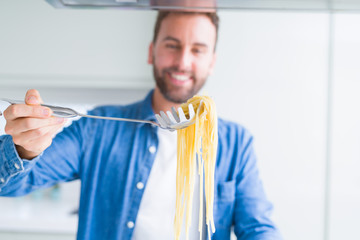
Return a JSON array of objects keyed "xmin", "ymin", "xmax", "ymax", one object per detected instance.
[{"xmin": 174, "ymin": 95, "xmax": 218, "ymax": 240}]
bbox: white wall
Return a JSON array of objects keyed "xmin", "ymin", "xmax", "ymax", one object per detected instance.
[
  {"xmin": 206, "ymin": 11, "xmax": 328, "ymax": 240},
  {"xmin": 0, "ymin": 1, "xmax": 359, "ymax": 240}
]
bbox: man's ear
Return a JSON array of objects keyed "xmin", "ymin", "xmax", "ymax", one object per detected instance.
[
  {"xmin": 208, "ymin": 52, "xmax": 217, "ymax": 75},
  {"xmin": 148, "ymin": 42, "xmax": 154, "ymax": 65}
]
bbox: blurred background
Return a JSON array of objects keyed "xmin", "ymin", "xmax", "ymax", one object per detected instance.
[{"xmin": 0, "ymin": 0, "xmax": 360, "ymax": 239}]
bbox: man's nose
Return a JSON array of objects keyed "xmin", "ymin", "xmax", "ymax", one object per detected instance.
[{"xmin": 177, "ymin": 49, "xmax": 192, "ymax": 71}]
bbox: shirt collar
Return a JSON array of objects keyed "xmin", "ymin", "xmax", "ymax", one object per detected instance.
[{"xmin": 140, "ymin": 89, "xmax": 156, "ymax": 122}]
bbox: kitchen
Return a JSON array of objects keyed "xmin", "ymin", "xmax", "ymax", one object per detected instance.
[{"xmin": 0, "ymin": 0, "xmax": 360, "ymax": 239}]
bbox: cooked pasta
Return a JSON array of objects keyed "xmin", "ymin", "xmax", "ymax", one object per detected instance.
[{"xmin": 174, "ymin": 95, "xmax": 218, "ymax": 240}]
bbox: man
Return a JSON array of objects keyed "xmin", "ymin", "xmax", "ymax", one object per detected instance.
[{"xmin": 0, "ymin": 11, "xmax": 282, "ymax": 239}]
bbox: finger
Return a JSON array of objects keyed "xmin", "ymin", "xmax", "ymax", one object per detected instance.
[
  {"xmin": 23, "ymin": 124, "xmax": 65, "ymax": 153},
  {"xmin": 3, "ymin": 104, "xmax": 52, "ymax": 121},
  {"xmin": 5, "ymin": 116, "xmax": 65, "ymax": 135},
  {"xmin": 25, "ymin": 89, "xmax": 44, "ymax": 105},
  {"xmin": 12, "ymin": 123, "xmax": 64, "ymax": 149},
  {"xmin": 19, "ymin": 134, "xmax": 53, "ymax": 154}
]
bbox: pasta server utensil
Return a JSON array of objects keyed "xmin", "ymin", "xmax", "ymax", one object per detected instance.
[
  {"xmin": 155, "ymin": 101, "xmax": 203, "ymax": 131},
  {"xmin": 0, "ymin": 98, "xmax": 198, "ymax": 132}
]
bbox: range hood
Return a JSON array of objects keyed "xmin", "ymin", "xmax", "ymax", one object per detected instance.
[{"xmin": 45, "ymin": 0, "xmax": 360, "ymax": 12}]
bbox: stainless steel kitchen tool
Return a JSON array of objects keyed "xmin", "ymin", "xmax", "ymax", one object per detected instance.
[
  {"xmin": 155, "ymin": 101, "xmax": 201, "ymax": 131},
  {"xmin": 0, "ymin": 98, "xmax": 198, "ymax": 131}
]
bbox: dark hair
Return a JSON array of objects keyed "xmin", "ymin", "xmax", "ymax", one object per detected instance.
[{"xmin": 152, "ymin": 11, "xmax": 219, "ymax": 51}]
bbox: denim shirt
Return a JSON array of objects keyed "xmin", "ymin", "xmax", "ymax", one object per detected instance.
[{"xmin": 0, "ymin": 90, "xmax": 282, "ymax": 240}]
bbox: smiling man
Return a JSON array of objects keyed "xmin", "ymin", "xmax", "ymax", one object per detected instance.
[
  {"xmin": 150, "ymin": 12, "xmax": 216, "ymax": 107},
  {"xmin": 0, "ymin": 11, "xmax": 282, "ymax": 240}
]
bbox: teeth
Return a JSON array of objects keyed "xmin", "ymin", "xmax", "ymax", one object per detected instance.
[{"xmin": 172, "ymin": 74, "xmax": 190, "ymax": 81}]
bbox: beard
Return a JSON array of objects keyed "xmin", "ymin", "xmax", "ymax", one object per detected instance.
[{"xmin": 152, "ymin": 61, "xmax": 207, "ymax": 104}]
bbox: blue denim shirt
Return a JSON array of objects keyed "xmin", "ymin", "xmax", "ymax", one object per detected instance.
[{"xmin": 0, "ymin": 90, "xmax": 282, "ymax": 240}]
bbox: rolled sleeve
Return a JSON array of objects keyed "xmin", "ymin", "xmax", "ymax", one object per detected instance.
[{"xmin": 0, "ymin": 135, "xmax": 41, "ymax": 189}]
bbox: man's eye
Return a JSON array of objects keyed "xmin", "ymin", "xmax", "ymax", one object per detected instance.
[
  {"xmin": 193, "ymin": 48, "xmax": 205, "ymax": 54},
  {"xmin": 166, "ymin": 44, "xmax": 180, "ymax": 49}
]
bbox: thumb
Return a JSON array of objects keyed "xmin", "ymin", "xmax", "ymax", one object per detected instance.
[{"xmin": 25, "ymin": 89, "xmax": 44, "ymax": 105}]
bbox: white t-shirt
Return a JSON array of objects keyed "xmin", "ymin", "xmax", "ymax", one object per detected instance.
[{"xmin": 132, "ymin": 128, "xmax": 201, "ymax": 240}]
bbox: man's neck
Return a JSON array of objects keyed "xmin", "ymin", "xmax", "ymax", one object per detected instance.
[{"xmin": 152, "ymin": 88, "xmax": 181, "ymax": 114}]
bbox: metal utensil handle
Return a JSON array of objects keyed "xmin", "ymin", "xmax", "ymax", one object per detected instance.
[
  {"xmin": 78, "ymin": 113, "xmax": 160, "ymax": 127},
  {"xmin": 41, "ymin": 104, "xmax": 79, "ymax": 118},
  {"xmin": 1, "ymin": 98, "xmax": 162, "ymax": 128},
  {"xmin": 1, "ymin": 99, "xmax": 79, "ymax": 118}
]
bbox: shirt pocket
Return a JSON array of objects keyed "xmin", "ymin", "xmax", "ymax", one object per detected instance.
[
  {"xmin": 215, "ymin": 180, "xmax": 236, "ymax": 202},
  {"xmin": 214, "ymin": 180, "xmax": 236, "ymax": 229}
]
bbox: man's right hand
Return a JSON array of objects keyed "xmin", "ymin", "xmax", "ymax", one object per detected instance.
[{"xmin": 3, "ymin": 89, "xmax": 67, "ymax": 160}]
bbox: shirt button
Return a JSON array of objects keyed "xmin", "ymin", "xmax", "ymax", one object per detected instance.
[
  {"xmin": 0, "ymin": 178, "xmax": 4, "ymax": 183},
  {"xmin": 149, "ymin": 146, "xmax": 156, "ymax": 154},
  {"xmin": 14, "ymin": 163, "xmax": 20, "ymax": 169},
  {"xmin": 127, "ymin": 221, "xmax": 135, "ymax": 229},
  {"xmin": 136, "ymin": 182, "xmax": 144, "ymax": 190}
]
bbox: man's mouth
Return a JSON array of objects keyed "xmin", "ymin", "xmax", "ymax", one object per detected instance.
[
  {"xmin": 171, "ymin": 73, "xmax": 190, "ymax": 81},
  {"xmin": 168, "ymin": 72, "xmax": 193, "ymax": 85}
]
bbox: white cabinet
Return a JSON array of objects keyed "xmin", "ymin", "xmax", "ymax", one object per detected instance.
[
  {"xmin": 0, "ymin": 181, "xmax": 80, "ymax": 240},
  {"xmin": 0, "ymin": 232, "xmax": 74, "ymax": 240},
  {"xmin": 0, "ymin": 0, "xmax": 155, "ymax": 89},
  {"xmin": 329, "ymin": 14, "xmax": 360, "ymax": 240}
]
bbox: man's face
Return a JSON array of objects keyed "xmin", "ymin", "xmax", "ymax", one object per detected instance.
[{"xmin": 148, "ymin": 14, "xmax": 217, "ymax": 103}]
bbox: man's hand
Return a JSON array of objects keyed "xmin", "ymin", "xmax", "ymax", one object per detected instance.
[{"xmin": 3, "ymin": 89, "xmax": 66, "ymax": 160}]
